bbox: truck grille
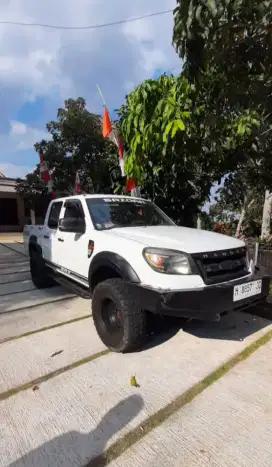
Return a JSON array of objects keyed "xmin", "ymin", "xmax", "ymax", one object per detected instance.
[{"xmin": 192, "ymin": 247, "xmax": 249, "ymax": 285}]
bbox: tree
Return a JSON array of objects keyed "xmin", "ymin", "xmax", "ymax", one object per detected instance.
[
  {"xmin": 173, "ymin": 0, "xmax": 272, "ymax": 235},
  {"xmin": 173, "ymin": 0, "xmax": 271, "ymax": 146},
  {"xmin": 209, "ymin": 175, "xmax": 264, "ymax": 238},
  {"xmin": 16, "ymin": 171, "xmax": 50, "ymax": 224},
  {"xmin": 173, "ymin": 1, "xmax": 271, "ymax": 98},
  {"xmin": 16, "ymin": 98, "xmax": 122, "ymax": 204},
  {"xmin": 116, "ymin": 74, "xmax": 232, "ymax": 225}
]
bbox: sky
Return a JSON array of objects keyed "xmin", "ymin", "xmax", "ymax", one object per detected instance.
[{"xmin": 0, "ymin": 0, "xmax": 180, "ymax": 179}]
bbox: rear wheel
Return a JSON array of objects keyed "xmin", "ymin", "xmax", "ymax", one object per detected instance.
[
  {"xmin": 92, "ymin": 278, "xmax": 146, "ymax": 352},
  {"xmin": 30, "ymin": 249, "xmax": 55, "ymax": 289}
]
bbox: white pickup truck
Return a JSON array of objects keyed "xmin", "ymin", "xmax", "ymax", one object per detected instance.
[{"xmin": 24, "ymin": 194, "xmax": 270, "ymax": 352}]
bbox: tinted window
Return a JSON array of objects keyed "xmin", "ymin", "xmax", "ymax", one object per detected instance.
[
  {"xmin": 63, "ymin": 202, "xmax": 84, "ymax": 220},
  {"xmin": 47, "ymin": 202, "xmax": 63, "ymax": 229},
  {"xmin": 86, "ymin": 197, "xmax": 174, "ymax": 231}
]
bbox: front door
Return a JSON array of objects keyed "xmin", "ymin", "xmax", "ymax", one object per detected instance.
[{"xmin": 57, "ymin": 199, "xmax": 91, "ymax": 284}]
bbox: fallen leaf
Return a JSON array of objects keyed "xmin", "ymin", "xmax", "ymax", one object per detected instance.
[
  {"xmin": 130, "ymin": 375, "xmax": 140, "ymax": 388},
  {"xmin": 51, "ymin": 350, "xmax": 64, "ymax": 358}
]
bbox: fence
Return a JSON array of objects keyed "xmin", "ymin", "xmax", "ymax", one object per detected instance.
[{"xmin": 247, "ymin": 242, "xmax": 272, "ymax": 274}]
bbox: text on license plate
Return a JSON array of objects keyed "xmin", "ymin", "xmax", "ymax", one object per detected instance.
[{"xmin": 233, "ymin": 280, "xmax": 262, "ymax": 302}]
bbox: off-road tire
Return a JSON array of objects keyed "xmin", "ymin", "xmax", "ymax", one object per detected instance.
[
  {"xmin": 92, "ymin": 278, "xmax": 146, "ymax": 353},
  {"xmin": 30, "ymin": 250, "xmax": 55, "ymax": 289}
]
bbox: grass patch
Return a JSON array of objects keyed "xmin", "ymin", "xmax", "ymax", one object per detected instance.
[
  {"xmin": 0, "ymin": 314, "xmax": 91, "ymax": 345},
  {"xmin": 86, "ymin": 328, "xmax": 272, "ymax": 467},
  {"xmin": 0, "ymin": 348, "xmax": 110, "ymax": 402}
]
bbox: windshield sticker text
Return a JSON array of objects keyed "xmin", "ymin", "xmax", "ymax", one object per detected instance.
[{"xmin": 103, "ymin": 198, "xmax": 146, "ymax": 204}]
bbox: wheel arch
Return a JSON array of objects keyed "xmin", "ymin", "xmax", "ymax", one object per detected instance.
[{"xmin": 89, "ymin": 251, "xmax": 140, "ymax": 293}]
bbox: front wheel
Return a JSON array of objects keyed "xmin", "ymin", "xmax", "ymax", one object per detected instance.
[{"xmin": 92, "ymin": 278, "xmax": 146, "ymax": 353}]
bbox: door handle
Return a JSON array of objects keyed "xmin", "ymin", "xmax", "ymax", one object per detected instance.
[
  {"xmin": 58, "ymin": 238, "xmax": 64, "ymax": 242},
  {"xmin": 44, "ymin": 235, "xmax": 49, "ymax": 239}
]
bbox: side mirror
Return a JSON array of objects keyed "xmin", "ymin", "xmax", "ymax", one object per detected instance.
[{"xmin": 59, "ymin": 217, "xmax": 86, "ymax": 234}]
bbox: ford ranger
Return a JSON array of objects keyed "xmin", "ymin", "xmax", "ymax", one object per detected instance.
[{"xmin": 23, "ymin": 194, "xmax": 270, "ymax": 352}]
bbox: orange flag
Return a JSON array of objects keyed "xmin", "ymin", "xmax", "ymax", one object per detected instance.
[
  {"xmin": 102, "ymin": 107, "xmax": 112, "ymax": 137},
  {"xmin": 126, "ymin": 177, "xmax": 136, "ymax": 192},
  {"xmin": 101, "ymin": 104, "xmax": 137, "ymax": 193}
]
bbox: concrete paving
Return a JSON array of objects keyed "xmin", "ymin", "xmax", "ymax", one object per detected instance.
[
  {"xmin": 111, "ymin": 340, "xmax": 272, "ymax": 467},
  {"xmin": 0, "ymin": 287, "xmax": 74, "ymax": 314},
  {"xmin": 0, "ymin": 270, "xmax": 31, "ymax": 284},
  {"xmin": 0, "ymin": 318, "xmax": 105, "ymax": 392},
  {"xmin": 0, "ymin": 313, "xmax": 271, "ymax": 466},
  {"xmin": 0, "ymin": 296, "xmax": 89, "ymax": 342},
  {"xmin": 0, "ymin": 241, "xmax": 271, "ymax": 467},
  {"xmin": 0, "ymin": 278, "xmax": 36, "ymax": 296}
]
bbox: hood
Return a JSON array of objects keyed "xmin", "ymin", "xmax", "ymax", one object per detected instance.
[{"xmin": 106, "ymin": 225, "xmax": 244, "ymax": 254}]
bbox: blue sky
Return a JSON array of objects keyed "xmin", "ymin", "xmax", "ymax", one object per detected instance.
[{"xmin": 0, "ymin": 0, "xmax": 180, "ymax": 178}]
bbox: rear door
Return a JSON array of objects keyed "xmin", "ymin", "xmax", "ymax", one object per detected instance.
[{"xmin": 42, "ymin": 201, "xmax": 63, "ymax": 265}]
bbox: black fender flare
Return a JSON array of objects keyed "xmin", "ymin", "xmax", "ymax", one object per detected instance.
[
  {"xmin": 89, "ymin": 251, "xmax": 140, "ymax": 290},
  {"xmin": 29, "ymin": 235, "xmax": 42, "ymax": 256}
]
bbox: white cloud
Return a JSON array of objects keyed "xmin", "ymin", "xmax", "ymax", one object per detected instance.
[
  {"xmin": 9, "ymin": 121, "xmax": 49, "ymax": 149},
  {"xmin": 9, "ymin": 121, "xmax": 27, "ymax": 135},
  {"xmin": 0, "ymin": 1, "xmax": 179, "ymax": 106},
  {"xmin": 0, "ymin": 163, "xmax": 33, "ymax": 178},
  {"xmin": 0, "ymin": 0, "xmax": 180, "ymax": 170}
]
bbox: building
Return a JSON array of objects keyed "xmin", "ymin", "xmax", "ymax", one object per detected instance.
[{"xmin": 0, "ymin": 172, "xmax": 25, "ymax": 232}]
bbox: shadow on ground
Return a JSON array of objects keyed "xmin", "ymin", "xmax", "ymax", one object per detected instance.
[
  {"xmin": 8, "ymin": 395, "xmax": 144, "ymax": 467},
  {"xmin": 143, "ymin": 301, "xmax": 272, "ymax": 351}
]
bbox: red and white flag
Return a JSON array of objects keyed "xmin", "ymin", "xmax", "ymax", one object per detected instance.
[
  {"xmin": 39, "ymin": 150, "xmax": 50, "ymax": 182},
  {"xmin": 102, "ymin": 107, "xmax": 125, "ymax": 176},
  {"xmin": 74, "ymin": 171, "xmax": 81, "ymax": 194},
  {"xmin": 39, "ymin": 150, "xmax": 55, "ymax": 199},
  {"xmin": 102, "ymin": 106, "xmax": 136, "ymax": 191}
]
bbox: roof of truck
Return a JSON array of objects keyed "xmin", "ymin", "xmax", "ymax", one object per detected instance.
[{"xmin": 53, "ymin": 194, "xmax": 146, "ymax": 203}]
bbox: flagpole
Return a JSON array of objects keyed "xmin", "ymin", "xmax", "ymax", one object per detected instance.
[
  {"xmin": 96, "ymin": 84, "xmax": 107, "ymax": 107},
  {"xmin": 96, "ymin": 84, "xmax": 140, "ymax": 198}
]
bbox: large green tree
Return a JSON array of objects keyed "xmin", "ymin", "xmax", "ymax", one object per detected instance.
[
  {"xmin": 173, "ymin": 0, "xmax": 272, "ymax": 182},
  {"xmin": 173, "ymin": 0, "xmax": 272, "ymax": 236},
  {"xmin": 16, "ymin": 98, "xmax": 122, "ymax": 203},
  {"xmin": 117, "ymin": 74, "xmax": 232, "ymax": 225}
]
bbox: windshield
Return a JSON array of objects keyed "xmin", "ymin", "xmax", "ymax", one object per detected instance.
[{"xmin": 86, "ymin": 197, "xmax": 174, "ymax": 231}]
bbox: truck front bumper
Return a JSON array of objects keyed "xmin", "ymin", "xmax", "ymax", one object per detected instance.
[{"xmin": 133, "ymin": 267, "xmax": 270, "ymax": 321}]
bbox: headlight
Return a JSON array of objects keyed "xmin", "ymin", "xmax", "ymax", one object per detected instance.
[{"xmin": 143, "ymin": 248, "xmax": 191, "ymax": 275}]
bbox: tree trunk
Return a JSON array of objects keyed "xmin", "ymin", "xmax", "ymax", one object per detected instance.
[
  {"xmin": 235, "ymin": 194, "xmax": 248, "ymax": 238},
  {"xmin": 30, "ymin": 209, "xmax": 36, "ymax": 225},
  {"xmin": 261, "ymin": 190, "xmax": 272, "ymax": 240}
]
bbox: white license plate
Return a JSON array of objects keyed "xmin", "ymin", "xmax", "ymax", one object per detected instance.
[{"xmin": 233, "ymin": 280, "xmax": 262, "ymax": 302}]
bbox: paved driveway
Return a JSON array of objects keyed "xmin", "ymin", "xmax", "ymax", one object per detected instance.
[{"xmin": 0, "ymin": 241, "xmax": 271, "ymax": 467}]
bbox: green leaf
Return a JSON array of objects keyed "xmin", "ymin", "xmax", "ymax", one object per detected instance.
[
  {"xmin": 237, "ymin": 123, "xmax": 245, "ymax": 136},
  {"xmin": 207, "ymin": 0, "xmax": 217, "ymax": 16},
  {"xmin": 163, "ymin": 121, "xmax": 174, "ymax": 142},
  {"xmin": 176, "ymin": 119, "xmax": 185, "ymax": 131}
]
